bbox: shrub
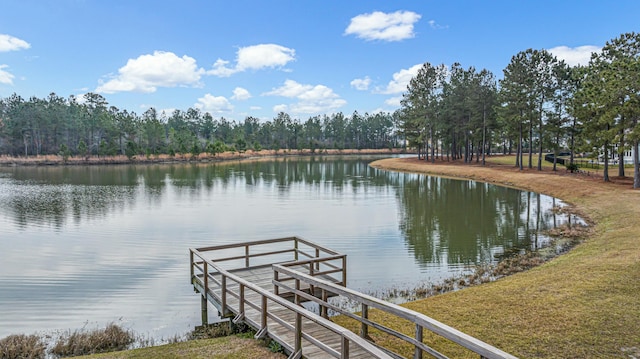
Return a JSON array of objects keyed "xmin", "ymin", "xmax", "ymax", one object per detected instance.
[
  {"xmin": 565, "ymin": 162, "xmax": 579, "ymax": 173},
  {"xmin": 188, "ymin": 322, "xmax": 252, "ymax": 340},
  {"xmin": 59, "ymin": 143, "xmax": 70, "ymax": 163},
  {"xmin": 267, "ymin": 340, "xmax": 284, "ymax": 353},
  {"xmin": 125, "ymin": 141, "xmax": 137, "ymax": 160},
  {"xmin": 50, "ymin": 323, "xmax": 134, "ymax": 357},
  {"xmin": 0, "ymin": 334, "xmax": 46, "ymax": 359}
]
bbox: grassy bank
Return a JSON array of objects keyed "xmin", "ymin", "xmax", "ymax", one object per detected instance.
[
  {"xmin": 79, "ymin": 335, "xmax": 285, "ymax": 359},
  {"xmin": 358, "ymin": 156, "xmax": 640, "ymax": 358}
]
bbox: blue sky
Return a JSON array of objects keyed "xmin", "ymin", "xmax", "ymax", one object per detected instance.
[{"xmin": 1, "ymin": 1, "xmax": 638, "ymax": 122}]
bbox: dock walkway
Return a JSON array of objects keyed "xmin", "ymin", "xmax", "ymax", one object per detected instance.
[{"xmin": 190, "ymin": 236, "xmax": 517, "ymax": 359}]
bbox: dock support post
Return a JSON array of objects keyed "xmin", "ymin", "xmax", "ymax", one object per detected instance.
[
  {"xmin": 294, "ymin": 312, "xmax": 302, "ymax": 357},
  {"xmin": 341, "ymin": 336, "xmax": 349, "ymax": 358},
  {"xmin": 360, "ymin": 304, "xmax": 368, "ymax": 339},
  {"xmin": 201, "ymin": 295, "xmax": 208, "ymax": 325},
  {"xmin": 321, "ymin": 289, "xmax": 328, "ymax": 318},
  {"xmin": 414, "ymin": 323, "xmax": 423, "ymax": 359},
  {"xmin": 221, "ymin": 275, "xmax": 228, "ymax": 317},
  {"xmin": 341, "ymin": 256, "xmax": 347, "ymax": 286}
]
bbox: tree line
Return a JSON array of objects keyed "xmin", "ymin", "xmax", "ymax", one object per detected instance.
[
  {"xmin": 0, "ymin": 93, "xmax": 399, "ymax": 159},
  {"xmin": 1, "ymin": 32, "xmax": 638, "ymax": 187},
  {"xmin": 398, "ymin": 32, "xmax": 640, "ymax": 188}
]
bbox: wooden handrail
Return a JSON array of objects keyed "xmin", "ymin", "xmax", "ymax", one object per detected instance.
[
  {"xmin": 194, "ymin": 236, "xmax": 341, "ymax": 271},
  {"xmin": 273, "ymin": 264, "xmax": 518, "ymax": 359},
  {"xmin": 209, "ymin": 248, "xmax": 295, "ymax": 263},
  {"xmin": 195, "ymin": 236, "xmax": 298, "ymax": 252},
  {"xmin": 281, "ymin": 255, "xmax": 346, "ymax": 281},
  {"xmin": 189, "ymin": 247, "xmax": 392, "ymax": 359},
  {"xmin": 196, "ymin": 236, "xmax": 339, "ymax": 256}
]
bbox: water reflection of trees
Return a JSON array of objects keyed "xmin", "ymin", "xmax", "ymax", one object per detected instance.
[
  {"xmin": 395, "ymin": 175, "xmax": 561, "ymax": 267},
  {"xmin": 2, "ymin": 183, "xmax": 136, "ymax": 230},
  {"xmin": 0, "ymin": 156, "xmax": 564, "ymax": 259},
  {"xmin": 2, "ymin": 166, "xmax": 144, "ymax": 230},
  {"xmin": 0, "ymin": 157, "xmax": 389, "ymax": 229}
]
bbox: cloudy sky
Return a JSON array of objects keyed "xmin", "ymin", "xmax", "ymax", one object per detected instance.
[{"xmin": 0, "ymin": 1, "xmax": 638, "ymax": 121}]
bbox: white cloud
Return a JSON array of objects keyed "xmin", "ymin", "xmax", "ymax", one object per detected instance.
[
  {"xmin": 344, "ymin": 10, "xmax": 421, "ymax": 41},
  {"xmin": 0, "ymin": 34, "xmax": 30, "ymax": 52},
  {"xmin": 385, "ymin": 96, "xmax": 403, "ymax": 107},
  {"xmin": 273, "ymin": 104, "xmax": 288, "ymax": 113},
  {"xmin": 351, "ymin": 76, "xmax": 371, "ymax": 90},
  {"xmin": 208, "ymin": 44, "xmax": 295, "ymax": 77},
  {"xmin": 0, "ymin": 35, "xmax": 30, "ymax": 85},
  {"xmin": 231, "ymin": 87, "xmax": 251, "ymax": 101},
  {"xmin": 250, "ymin": 106, "xmax": 262, "ymax": 111},
  {"xmin": 209, "ymin": 59, "xmax": 236, "ymax": 77},
  {"xmin": 548, "ymin": 45, "xmax": 601, "ymax": 67},
  {"xmin": 265, "ymin": 79, "xmax": 346, "ymax": 114},
  {"xmin": 428, "ymin": 20, "xmax": 448, "ymax": 30},
  {"xmin": 377, "ymin": 63, "xmax": 422, "ymax": 94},
  {"xmin": 96, "ymin": 51, "xmax": 204, "ymax": 93},
  {"xmin": 194, "ymin": 93, "xmax": 233, "ymax": 114},
  {"xmin": 0, "ymin": 65, "xmax": 15, "ymax": 85}
]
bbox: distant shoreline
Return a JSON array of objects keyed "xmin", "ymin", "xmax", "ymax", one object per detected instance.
[{"xmin": 0, "ymin": 148, "xmax": 411, "ymax": 167}]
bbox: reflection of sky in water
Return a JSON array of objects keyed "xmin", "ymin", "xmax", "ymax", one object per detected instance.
[{"xmin": 0, "ymin": 157, "xmax": 576, "ymax": 339}]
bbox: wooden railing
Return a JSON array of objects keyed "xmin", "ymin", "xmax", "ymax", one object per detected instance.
[
  {"xmin": 190, "ymin": 245, "xmax": 392, "ymax": 359},
  {"xmin": 193, "ymin": 236, "xmax": 343, "ymax": 271},
  {"xmin": 273, "ymin": 264, "xmax": 518, "ymax": 359}
]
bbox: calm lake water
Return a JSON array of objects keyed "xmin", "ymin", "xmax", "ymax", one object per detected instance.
[{"xmin": 0, "ymin": 156, "xmax": 573, "ymax": 340}]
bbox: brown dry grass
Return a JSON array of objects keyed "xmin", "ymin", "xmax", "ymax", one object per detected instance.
[
  {"xmin": 0, "ymin": 148, "xmax": 404, "ymax": 167},
  {"xmin": 354, "ymin": 156, "xmax": 640, "ymax": 358},
  {"xmin": 50, "ymin": 323, "xmax": 135, "ymax": 357},
  {"xmin": 0, "ymin": 334, "xmax": 45, "ymax": 359}
]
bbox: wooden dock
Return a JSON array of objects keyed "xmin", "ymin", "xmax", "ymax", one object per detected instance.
[{"xmin": 190, "ymin": 236, "xmax": 517, "ymax": 359}]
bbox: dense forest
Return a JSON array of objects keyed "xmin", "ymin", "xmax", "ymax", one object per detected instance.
[
  {"xmin": 0, "ymin": 93, "xmax": 399, "ymax": 158},
  {"xmin": 1, "ymin": 32, "xmax": 638, "ymax": 187}
]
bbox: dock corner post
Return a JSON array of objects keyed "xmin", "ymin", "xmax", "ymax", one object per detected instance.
[
  {"xmin": 201, "ymin": 295, "xmax": 208, "ymax": 325},
  {"xmin": 189, "ymin": 250, "xmax": 194, "ymax": 282},
  {"xmin": 294, "ymin": 238, "xmax": 299, "ymax": 261},
  {"xmin": 414, "ymin": 324, "xmax": 423, "ymax": 359},
  {"xmin": 342, "ymin": 256, "xmax": 347, "ymax": 286},
  {"xmin": 202, "ymin": 260, "xmax": 210, "ymax": 325},
  {"xmin": 360, "ymin": 304, "xmax": 369, "ymax": 339},
  {"xmin": 245, "ymin": 244, "xmax": 250, "ymax": 268}
]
